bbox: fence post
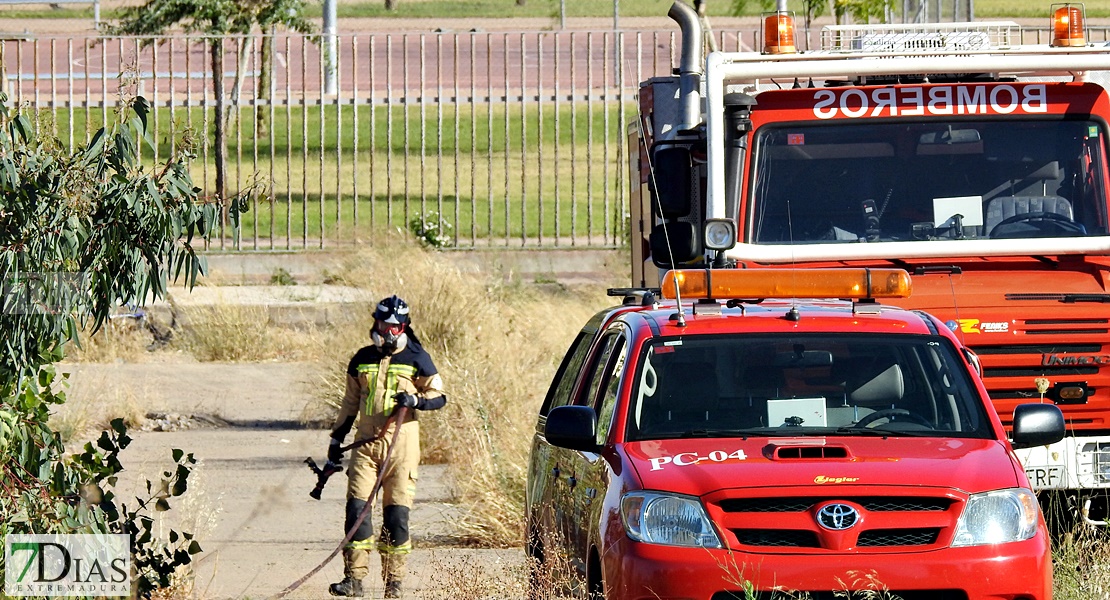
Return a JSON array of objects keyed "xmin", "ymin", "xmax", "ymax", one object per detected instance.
[{"xmin": 323, "ymin": 0, "xmax": 338, "ymax": 95}]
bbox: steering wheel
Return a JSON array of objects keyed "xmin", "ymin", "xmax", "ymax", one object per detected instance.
[
  {"xmin": 989, "ymin": 211, "xmax": 1085, "ymax": 238},
  {"xmin": 854, "ymin": 408, "xmax": 933, "ymax": 429}
]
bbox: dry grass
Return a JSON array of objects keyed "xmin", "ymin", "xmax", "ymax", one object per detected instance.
[
  {"xmin": 305, "ymin": 231, "xmax": 613, "ymax": 546},
  {"xmin": 177, "ymin": 304, "xmax": 325, "ymax": 362},
  {"xmin": 1053, "ymin": 525, "xmax": 1110, "ymax": 599},
  {"xmin": 414, "ymin": 543, "xmax": 577, "ymax": 599},
  {"xmin": 416, "ymin": 552, "xmax": 528, "ymax": 599},
  {"xmin": 50, "ymin": 369, "xmax": 152, "ymax": 443},
  {"xmin": 66, "ymin": 315, "xmax": 172, "ymax": 364}
]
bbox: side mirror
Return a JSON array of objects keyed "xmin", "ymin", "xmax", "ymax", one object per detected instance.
[
  {"xmin": 1010, "ymin": 403, "xmax": 1065, "ymax": 450},
  {"xmin": 650, "ymin": 222, "xmax": 699, "ymax": 268},
  {"xmin": 545, "ymin": 405, "xmax": 600, "ymax": 452},
  {"xmin": 649, "ymin": 145, "xmax": 694, "ymax": 218},
  {"xmin": 962, "ymin": 348, "xmax": 982, "ymax": 377}
]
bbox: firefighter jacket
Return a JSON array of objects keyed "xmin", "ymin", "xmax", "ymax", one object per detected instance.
[{"xmin": 331, "ymin": 335, "xmax": 446, "ymax": 443}]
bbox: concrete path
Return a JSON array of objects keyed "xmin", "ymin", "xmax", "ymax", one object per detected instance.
[{"xmin": 65, "ymin": 362, "xmax": 524, "ymax": 600}]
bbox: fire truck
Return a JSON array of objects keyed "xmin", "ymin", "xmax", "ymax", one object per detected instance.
[{"xmin": 631, "ymin": 2, "xmax": 1110, "ymax": 527}]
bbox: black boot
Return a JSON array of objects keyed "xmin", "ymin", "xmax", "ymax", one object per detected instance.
[
  {"xmin": 384, "ymin": 579, "xmax": 403, "ymax": 599},
  {"xmin": 329, "ymin": 576, "xmax": 364, "ymax": 597}
]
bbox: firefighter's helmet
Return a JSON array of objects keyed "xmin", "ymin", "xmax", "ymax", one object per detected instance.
[{"xmin": 372, "ymin": 295, "xmax": 410, "ymax": 352}]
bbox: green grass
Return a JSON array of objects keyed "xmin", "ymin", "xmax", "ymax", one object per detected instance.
[
  {"xmin": 975, "ymin": 0, "xmax": 1110, "ymax": 18},
  {"xmin": 32, "ymin": 102, "xmax": 634, "ymax": 247}
]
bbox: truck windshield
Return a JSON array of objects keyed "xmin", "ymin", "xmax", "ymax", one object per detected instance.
[
  {"xmin": 750, "ymin": 119, "xmax": 1109, "ymax": 243},
  {"xmin": 626, "ymin": 333, "xmax": 993, "ymax": 441}
]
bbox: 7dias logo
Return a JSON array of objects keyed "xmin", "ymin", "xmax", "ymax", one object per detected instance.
[{"xmin": 5, "ymin": 534, "xmax": 130, "ymax": 597}]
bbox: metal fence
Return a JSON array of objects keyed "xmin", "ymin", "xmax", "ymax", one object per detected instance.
[
  {"xmin": 0, "ymin": 29, "xmax": 750, "ymax": 251},
  {"xmin": 0, "ymin": 25, "xmax": 1103, "ymax": 251}
]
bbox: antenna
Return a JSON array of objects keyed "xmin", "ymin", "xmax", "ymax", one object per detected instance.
[
  {"xmin": 946, "ymin": 274, "xmax": 962, "ymax": 344},
  {"xmin": 626, "ymin": 2, "xmax": 701, "ymax": 326},
  {"xmin": 634, "ymin": 112, "xmax": 688, "ymax": 328}
]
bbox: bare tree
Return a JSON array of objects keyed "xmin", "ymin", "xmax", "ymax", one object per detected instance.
[{"xmin": 109, "ymin": 0, "xmax": 313, "ymax": 200}]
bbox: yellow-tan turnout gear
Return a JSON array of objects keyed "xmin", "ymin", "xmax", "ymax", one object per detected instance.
[{"xmin": 327, "ymin": 295, "xmax": 446, "ymax": 598}]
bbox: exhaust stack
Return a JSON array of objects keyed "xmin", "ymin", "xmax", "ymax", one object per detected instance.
[{"xmin": 668, "ymin": 1, "xmax": 704, "ymax": 132}]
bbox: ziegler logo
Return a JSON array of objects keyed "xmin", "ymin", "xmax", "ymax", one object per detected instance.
[
  {"xmin": 814, "ymin": 475, "xmax": 859, "ymax": 484},
  {"xmin": 956, "ymin": 319, "xmax": 1010, "ymax": 334},
  {"xmin": 1042, "ymin": 354, "xmax": 1110, "ymax": 366}
]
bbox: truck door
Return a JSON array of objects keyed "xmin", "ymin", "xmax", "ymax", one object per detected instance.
[
  {"xmin": 529, "ymin": 329, "xmax": 595, "ymax": 572},
  {"xmin": 564, "ymin": 330, "xmax": 629, "ymax": 573}
]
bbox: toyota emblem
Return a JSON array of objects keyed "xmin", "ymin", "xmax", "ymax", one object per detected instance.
[{"xmin": 816, "ymin": 503, "xmax": 859, "ymax": 530}]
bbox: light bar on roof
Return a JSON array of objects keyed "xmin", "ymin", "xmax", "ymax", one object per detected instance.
[
  {"xmin": 820, "ymin": 21, "xmax": 1021, "ymax": 54},
  {"xmin": 660, "ymin": 268, "xmax": 913, "ymax": 301}
]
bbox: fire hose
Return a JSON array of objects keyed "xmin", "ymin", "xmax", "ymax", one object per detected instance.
[{"xmin": 273, "ymin": 406, "xmax": 409, "ymax": 599}]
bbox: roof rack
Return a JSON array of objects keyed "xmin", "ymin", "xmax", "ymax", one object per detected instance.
[
  {"xmin": 607, "ymin": 287, "xmax": 660, "ymax": 306},
  {"xmin": 820, "ymin": 21, "xmax": 1022, "ymax": 53}
]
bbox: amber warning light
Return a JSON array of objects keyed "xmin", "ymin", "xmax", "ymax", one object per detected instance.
[
  {"xmin": 764, "ymin": 11, "xmax": 798, "ymax": 54},
  {"xmin": 1052, "ymin": 3, "xmax": 1087, "ymax": 47},
  {"xmin": 660, "ymin": 268, "xmax": 913, "ymax": 301}
]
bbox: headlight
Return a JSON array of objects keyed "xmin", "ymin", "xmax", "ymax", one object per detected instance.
[
  {"xmin": 704, "ymin": 219, "xmax": 736, "ymax": 251},
  {"xmin": 620, "ymin": 491, "xmax": 722, "ymax": 548},
  {"xmin": 951, "ymin": 488, "xmax": 1039, "ymax": 547}
]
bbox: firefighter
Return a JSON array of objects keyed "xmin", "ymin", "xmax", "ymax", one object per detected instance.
[{"xmin": 327, "ymin": 295, "xmax": 447, "ymax": 598}]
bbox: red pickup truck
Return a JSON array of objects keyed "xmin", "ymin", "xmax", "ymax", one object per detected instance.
[{"xmin": 526, "ymin": 268, "xmax": 1064, "ymax": 600}]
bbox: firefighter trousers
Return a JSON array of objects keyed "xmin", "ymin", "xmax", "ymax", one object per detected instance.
[{"xmin": 343, "ymin": 420, "xmax": 420, "ymax": 582}]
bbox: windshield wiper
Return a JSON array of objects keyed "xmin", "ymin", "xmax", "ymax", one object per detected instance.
[
  {"xmin": 639, "ymin": 428, "xmax": 757, "ymax": 440},
  {"xmin": 680, "ymin": 429, "xmax": 750, "ymax": 439},
  {"xmin": 832, "ymin": 426, "xmax": 933, "ymax": 437}
]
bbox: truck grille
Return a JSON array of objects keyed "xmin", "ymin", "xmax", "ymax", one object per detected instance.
[
  {"xmin": 719, "ymin": 496, "xmax": 951, "ymax": 513},
  {"xmin": 857, "ymin": 528, "xmax": 940, "ymax": 546},
  {"xmin": 734, "ymin": 529, "xmax": 819, "ymax": 547},
  {"xmin": 969, "ymin": 339, "xmax": 1108, "ymax": 408},
  {"xmin": 712, "ymin": 493, "xmax": 958, "ymax": 552},
  {"xmin": 711, "ymin": 591, "xmax": 968, "ymax": 600}
]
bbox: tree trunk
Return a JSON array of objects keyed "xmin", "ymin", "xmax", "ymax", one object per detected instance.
[
  {"xmin": 256, "ymin": 29, "xmax": 274, "ymax": 137},
  {"xmin": 228, "ymin": 35, "xmax": 254, "ymax": 133},
  {"xmin": 210, "ymin": 39, "xmax": 227, "ymax": 209},
  {"xmin": 384, "ymin": 0, "xmax": 397, "ymax": 10}
]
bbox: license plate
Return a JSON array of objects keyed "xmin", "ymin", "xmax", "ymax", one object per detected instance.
[{"xmin": 1025, "ymin": 466, "xmax": 1066, "ymax": 489}]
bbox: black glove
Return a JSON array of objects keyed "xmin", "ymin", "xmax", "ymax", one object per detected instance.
[
  {"xmin": 327, "ymin": 438, "xmax": 343, "ymax": 464},
  {"xmin": 394, "ymin": 392, "xmax": 419, "ymax": 410}
]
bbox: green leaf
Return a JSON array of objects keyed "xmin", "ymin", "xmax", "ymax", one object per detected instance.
[
  {"xmin": 11, "ymin": 114, "xmax": 33, "ymax": 143},
  {"xmin": 132, "ymin": 96, "xmax": 150, "ymax": 131},
  {"xmin": 84, "ymin": 129, "xmax": 107, "ymax": 162},
  {"xmin": 0, "ymin": 90, "xmax": 209, "ymax": 598},
  {"xmin": 171, "ymin": 464, "xmax": 189, "ymax": 496}
]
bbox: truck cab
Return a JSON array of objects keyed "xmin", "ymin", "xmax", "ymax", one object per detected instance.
[
  {"xmin": 527, "ymin": 268, "xmax": 1065, "ymax": 599},
  {"xmin": 632, "ymin": 1, "xmax": 1110, "ymax": 527}
]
